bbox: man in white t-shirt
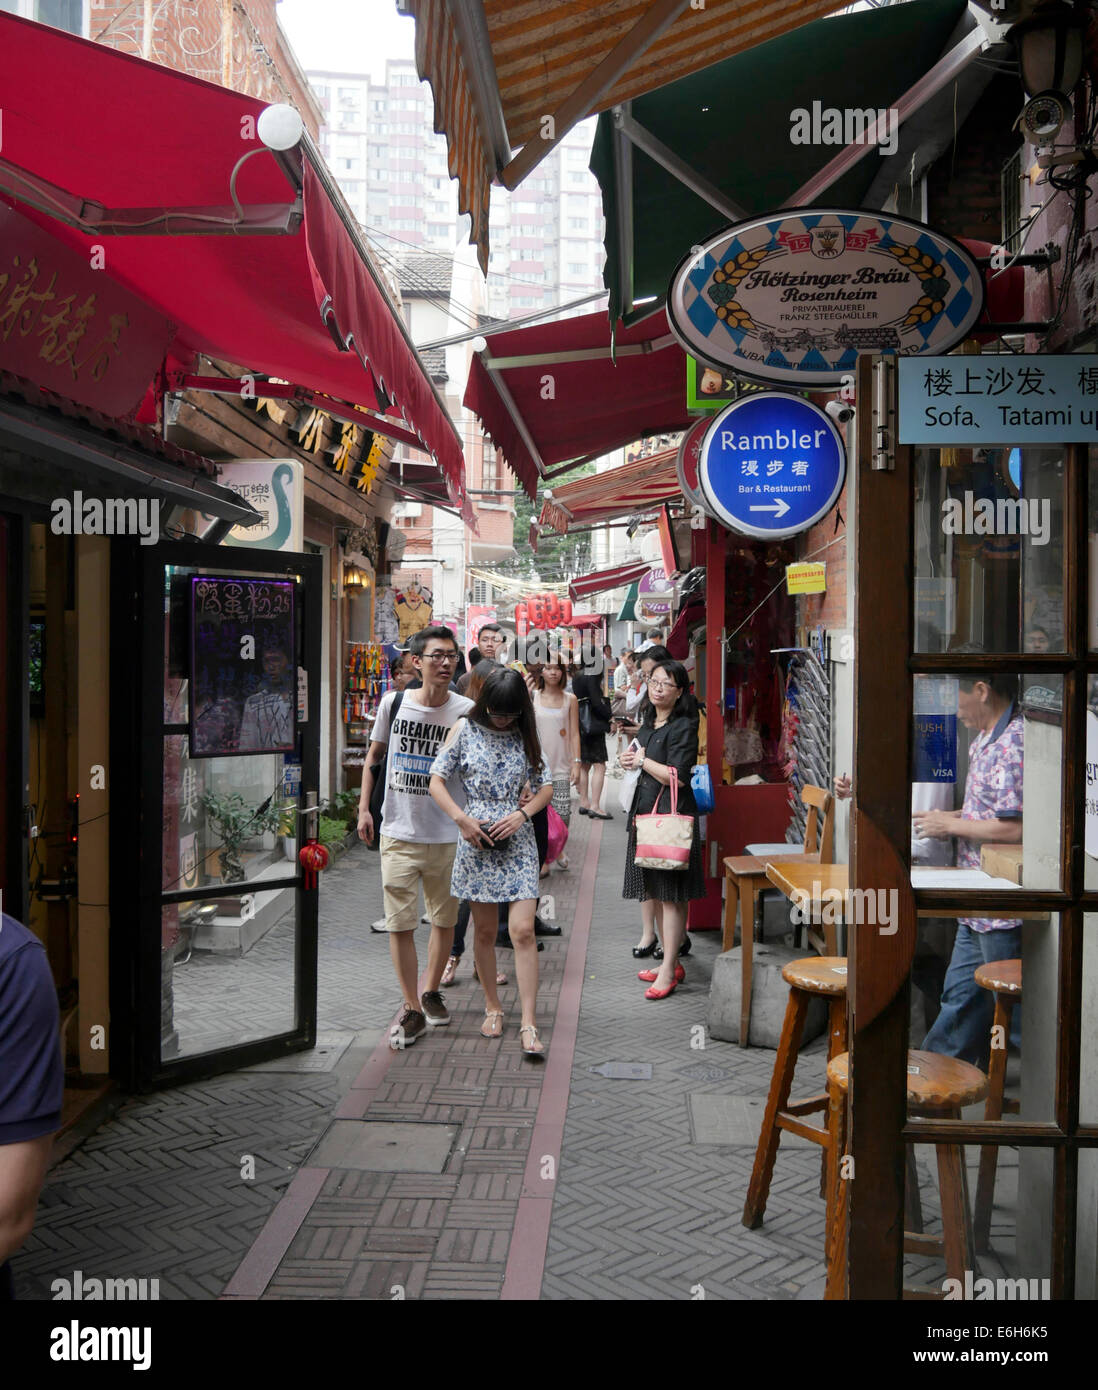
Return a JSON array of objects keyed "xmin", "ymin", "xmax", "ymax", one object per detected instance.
[{"xmin": 358, "ymin": 626, "xmax": 472, "ymax": 1048}]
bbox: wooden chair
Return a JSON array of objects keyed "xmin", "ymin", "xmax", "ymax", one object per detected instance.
[
  {"xmin": 721, "ymin": 784, "xmax": 835, "ymax": 1046},
  {"xmin": 825, "ymin": 1049, "xmax": 989, "ymax": 1299},
  {"xmin": 742, "ymin": 957, "xmax": 848, "ymax": 1229},
  {"xmin": 972, "ymin": 958, "xmax": 1022, "ymax": 1253}
]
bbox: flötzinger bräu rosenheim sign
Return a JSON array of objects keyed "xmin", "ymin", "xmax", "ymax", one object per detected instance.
[{"xmin": 668, "ymin": 209, "xmax": 985, "ymax": 388}]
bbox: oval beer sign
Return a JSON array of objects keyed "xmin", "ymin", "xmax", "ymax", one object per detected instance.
[{"xmin": 668, "ymin": 209, "xmax": 985, "ymax": 388}]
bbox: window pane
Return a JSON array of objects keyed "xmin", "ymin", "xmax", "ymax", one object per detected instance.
[
  {"xmin": 162, "ymin": 894, "xmax": 296, "ymax": 1062},
  {"xmin": 909, "ymin": 674, "xmax": 1061, "ymax": 892},
  {"xmin": 914, "ymin": 446, "xmax": 1064, "ymax": 653},
  {"xmin": 1078, "ymin": 1148, "xmax": 1098, "ymax": 1298},
  {"xmin": 1081, "ymin": 915, "xmax": 1098, "ymax": 1123},
  {"xmin": 163, "ymin": 737, "xmax": 293, "ymax": 893},
  {"xmin": 903, "ymin": 1142, "xmax": 1052, "ymax": 1298}
]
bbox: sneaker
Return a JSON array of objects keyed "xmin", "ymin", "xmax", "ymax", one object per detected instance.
[
  {"xmin": 390, "ymin": 1008, "xmax": 426, "ymax": 1049},
  {"xmin": 370, "ymin": 918, "xmax": 388, "ymax": 933},
  {"xmin": 421, "ymin": 991, "xmax": 451, "ymax": 1027}
]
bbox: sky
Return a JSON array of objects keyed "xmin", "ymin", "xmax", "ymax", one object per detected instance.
[{"xmin": 278, "ymin": 0, "xmax": 415, "ymax": 80}]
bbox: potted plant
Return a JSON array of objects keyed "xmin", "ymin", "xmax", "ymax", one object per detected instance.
[
  {"xmin": 278, "ymin": 801, "xmax": 298, "ymax": 862},
  {"xmin": 201, "ymin": 791, "xmax": 280, "ymax": 884}
]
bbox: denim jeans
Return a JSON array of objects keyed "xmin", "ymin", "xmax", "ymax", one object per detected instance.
[{"xmin": 922, "ymin": 924, "xmax": 1023, "ymax": 1065}]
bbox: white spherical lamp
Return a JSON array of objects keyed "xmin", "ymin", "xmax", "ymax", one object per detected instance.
[{"xmin": 257, "ymin": 104, "xmax": 305, "ymax": 151}]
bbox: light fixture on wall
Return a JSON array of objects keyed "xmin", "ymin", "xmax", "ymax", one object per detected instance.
[
  {"xmin": 1010, "ymin": 2, "xmax": 1087, "ymax": 142},
  {"xmin": 343, "ymin": 563, "xmax": 366, "ymax": 594}
]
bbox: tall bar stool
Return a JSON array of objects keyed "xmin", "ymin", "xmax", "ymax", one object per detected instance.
[
  {"xmin": 723, "ymin": 785, "xmax": 836, "ymax": 1046},
  {"xmin": 973, "ymin": 958, "xmax": 1022, "ymax": 1253},
  {"xmin": 742, "ymin": 956, "xmax": 848, "ymax": 1228},
  {"xmin": 824, "ymin": 1050, "xmax": 989, "ymax": 1299}
]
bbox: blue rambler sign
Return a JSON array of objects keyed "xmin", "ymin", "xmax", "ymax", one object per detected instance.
[
  {"xmin": 899, "ymin": 355, "xmax": 1098, "ymax": 442},
  {"xmin": 698, "ymin": 394, "xmax": 846, "ymax": 540}
]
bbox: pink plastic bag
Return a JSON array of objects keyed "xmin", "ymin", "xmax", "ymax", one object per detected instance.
[{"xmin": 545, "ymin": 804, "xmax": 569, "ymax": 864}]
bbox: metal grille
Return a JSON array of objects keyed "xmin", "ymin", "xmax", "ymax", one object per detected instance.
[
  {"xmin": 783, "ymin": 644, "xmax": 832, "ymax": 847},
  {"xmin": 1001, "ymin": 147, "xmax": 1024, "ymax": 250}
]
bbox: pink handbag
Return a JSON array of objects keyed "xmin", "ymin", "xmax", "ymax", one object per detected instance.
[
  {"xmin": 634, "ymin": 768, "xmax": 694, "ymax": 870},
  {"xmin": 545, "ymin": 804, "xmax": 569, "ymax": 864}
]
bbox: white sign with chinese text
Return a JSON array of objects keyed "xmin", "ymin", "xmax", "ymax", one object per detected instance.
[
  {"xmin": 220, "ymin": 460, "xmax": 305, "ymax": 551},
  {"xmin": 899, "ymin": 356, "xmax": 1098, "ymax": 443}
]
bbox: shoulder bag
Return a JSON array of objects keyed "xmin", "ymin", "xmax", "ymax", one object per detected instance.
[
  {"xmin": 366, "ymin": 690, "xmax": 405, "ymax": 848},
  {"xmin": 634, "ymin": 767, "xmax": 694, "ymax": 871}
]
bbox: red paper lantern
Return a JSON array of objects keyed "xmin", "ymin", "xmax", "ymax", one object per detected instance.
[
  {"xmin": 560, "ymin": 598, "xmax": 573, "ymax": 625},
  {"xmin": 545, "ymin": 592, "xmax": 561, "ymax": 627},
  {"xmin": 299, "ymin": 839, "xmax": 330, "ymax": 889},
  {"xmin": 528, "ymin": 595, "xmax": 545, "ymax": 629},
  {"xmin": 514, "ymin": 601, "xmax": 529, "ymax": 636}
]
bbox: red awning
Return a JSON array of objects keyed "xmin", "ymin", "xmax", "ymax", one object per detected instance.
[
  {"xmin": 540, "ymin": 448, "xmax": 681, "ymax": 534},
  {"xmin": 568, "ymin": 560, "xmax": 652, "ymax": 602},
  {"xmin": 464, "ymin": 307, "xmax": 694, "ymax": 499},
  {"xmin": 0, "ymin": 13, "xmax": 466, "ymax": 511}
]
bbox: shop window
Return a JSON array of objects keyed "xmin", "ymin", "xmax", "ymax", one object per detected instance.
[{"xmin": 913, "ymin": 446, "xmax": 1064, "ymax": 654}]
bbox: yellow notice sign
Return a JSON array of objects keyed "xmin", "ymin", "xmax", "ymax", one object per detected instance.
[{"xmin": 785, "ymin": 563, "xmax": 826, "ymax": 594}]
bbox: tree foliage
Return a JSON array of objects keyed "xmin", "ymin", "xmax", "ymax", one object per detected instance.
[{"xmin": 501, "ymin": 461, "xmax": 596, "ymax": 583}]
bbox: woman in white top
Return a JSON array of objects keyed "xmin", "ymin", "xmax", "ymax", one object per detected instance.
[{"xmin": 533, "ymin": 655, "xmax": 580, "ymax": 873}]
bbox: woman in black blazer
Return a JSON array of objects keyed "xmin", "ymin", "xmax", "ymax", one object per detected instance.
[{"xmin": 619, "ymin": 659, "xmax": 705, "ymax": 998}]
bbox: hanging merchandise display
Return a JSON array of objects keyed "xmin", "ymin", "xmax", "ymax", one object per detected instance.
[
  {"xmin": 344, "ymin": 642, "xmax": 390, "ymax": 735},
  {"xmin": 667, "ymin": 209, "xmax": 985, "ymax": 388},
  {"xmin": 374, "ymin": 582, "xmax": 399, "ymax": 645}
]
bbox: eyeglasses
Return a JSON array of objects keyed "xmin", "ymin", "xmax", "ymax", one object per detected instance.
[
  {"xmin": 647, "ymin": 678, "xmax": 677, "ymax": 691},
  {"xmin": 422, "ymin": 652, "xmax": 458, "ymax": 663}
]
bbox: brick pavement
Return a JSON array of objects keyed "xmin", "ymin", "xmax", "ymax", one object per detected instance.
[{"xmin": 13, "ymin": 802, "xmax": 1020, "ymax": 1301}]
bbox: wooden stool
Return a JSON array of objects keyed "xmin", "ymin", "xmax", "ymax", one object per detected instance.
[
  {"xmin": 825, "ymin": 1050, "xmax": 989, "ymax": 1299},
  {"xmin": 742, "ymin": 957, "xmax": 848, "ymax": 1229},
  {"xmin": 973, "ymin": 959, "xmax": 1022, "ymax": 1253}
]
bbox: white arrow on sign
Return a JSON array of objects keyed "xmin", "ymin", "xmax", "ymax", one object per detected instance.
[{"xmin": 749, "ymin": 497, "xmax": 791, "ymax": 518}]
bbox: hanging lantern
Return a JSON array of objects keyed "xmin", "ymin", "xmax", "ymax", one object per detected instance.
[
  {"xmin": 560, "ymin": 598, "xmax": 573, "ymax": 626},
  {"xmin": 528, "ymin": 595, "xmax": 545, "ymax": 629},
  {"xmin": 515, "ymin": 601, "xmax": 529, "ymax": 636},
  {"xmin": 545, "ymin": 592, "xmax": 561, "ymax": 628},
  {"xmin": 298, "ymin": 839, "xmax": 330, "ymax": 889}
]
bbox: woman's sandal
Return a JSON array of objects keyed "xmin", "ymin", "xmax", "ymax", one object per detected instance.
[
  {"xmin": 440, "ymin": 954, "xmax": 459, "ymax": 987},
  {"xmin": 481, "ymin": 1010, "xmax": 505, "ymax": 1039},
  {"xmin": 519, "ymin": 1023, "xmax": 546, "ymax": 1058}
]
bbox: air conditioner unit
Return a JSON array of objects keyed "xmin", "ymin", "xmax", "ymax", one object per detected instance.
[{"xmin": 392, "ymin": 501, "xmax": 422, "ymax": 519}]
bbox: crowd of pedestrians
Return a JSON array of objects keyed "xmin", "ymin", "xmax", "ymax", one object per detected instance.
[{"xmin": 358, "ymin": 623, "xmax": 708, "ymax": 1058}]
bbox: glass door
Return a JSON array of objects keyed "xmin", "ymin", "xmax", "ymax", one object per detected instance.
[{"xmin": 116, "ymin": 539, "xmax": 322, "ymax": 1088}]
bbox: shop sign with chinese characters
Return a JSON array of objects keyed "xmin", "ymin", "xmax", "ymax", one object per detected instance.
[
  {"xmin": 899, "ymin": 355, "xmax": 1098, "ymax": 443},
  {"xmin": 668, "ymin": 210, "xmax": 984, "ymax": 388},
  {"xmin": 0, "ymin": 203, "xmax": 176, "ymax": 415},
  {"xmin": 785, "ymin": 563, "xmax": 826, "ymax": 594}
]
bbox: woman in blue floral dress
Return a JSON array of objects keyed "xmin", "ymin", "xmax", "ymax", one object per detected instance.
[{"xmin": 430, "ymin": 669, "xmax": 554, "ymax": 1057}]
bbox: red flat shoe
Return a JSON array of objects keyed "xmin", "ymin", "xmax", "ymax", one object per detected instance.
[
  {"xmin": 638, "ymin": 965, "xmax": 685, "ymax": 984},
  {"xmin": 645, "ymin": 980, "xmax": 678, "ymax": 1000}
]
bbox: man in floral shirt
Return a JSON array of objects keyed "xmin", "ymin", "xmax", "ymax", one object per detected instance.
[{"xmin": 913, "ymin": 671, "xmax": 1024, "ymax": 1065}]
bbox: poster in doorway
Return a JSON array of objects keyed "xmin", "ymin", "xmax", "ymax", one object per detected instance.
[{"xmin": 189, "ymin": 577, "xmax": 296, "ymax": 757}]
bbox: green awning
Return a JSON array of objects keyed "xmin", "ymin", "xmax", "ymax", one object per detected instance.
[
  {"xmin": 591, "ymin": 0, "xmax": 972, "ymax": 322},
  {"xmin": 616, "ymin": 581, "xmax": 639, "ymax": 623}
]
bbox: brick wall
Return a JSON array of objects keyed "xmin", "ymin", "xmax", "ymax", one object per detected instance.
[
  {"xmin": 925, "ymin": 75, "xmax": 1020, "ymax": 245},
  {"xmin": 795, "ymin": 478, "xmax": 848, "ymax": 634},
  {"xmin": 90, "ymin": 0, "xmax": 320, "ymax": 136}
]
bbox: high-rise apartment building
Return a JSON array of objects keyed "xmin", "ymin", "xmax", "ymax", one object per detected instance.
[{"xmin": 309, "ymin": 59, "xmax": 605, "ymax": 323}]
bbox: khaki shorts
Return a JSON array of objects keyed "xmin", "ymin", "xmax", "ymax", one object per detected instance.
[{"xmin": 379, "ymin": 836, "xmax": 459, "ymax": 933}]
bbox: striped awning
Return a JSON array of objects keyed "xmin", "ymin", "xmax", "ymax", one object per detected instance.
[
  {"xmin": 406, "ymin": 0, "xmax": 848, "ymax": 271},
  {"xmin": 569, "ymin": 560, "xmax": 651, "ymax": 602},
  {"xmin": 539, "ymin": 448, "xmax": 681, "ymax": 534}
]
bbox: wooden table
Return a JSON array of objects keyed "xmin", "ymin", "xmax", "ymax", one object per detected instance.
[{"xmin": 765, "ymin": 861, "xmax": 847, "ymax": 955}]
